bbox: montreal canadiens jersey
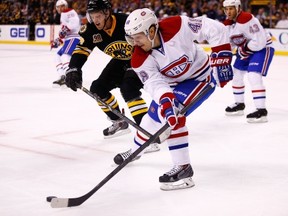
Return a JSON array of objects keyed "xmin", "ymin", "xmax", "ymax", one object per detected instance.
[
  {"xmin": 131, "ymin": 15, "xmax": 230, "ymax": 103},
  {"xmin": 60, "ymin": 8, "xmax": 80, "ymax": 40},
  {"xmin": 223, "ymin": 11, "xmax": 273, "ymax": 51},
  {"xmin": 69, "ymin": 13, "xmax": 133, "ymax": 69}
]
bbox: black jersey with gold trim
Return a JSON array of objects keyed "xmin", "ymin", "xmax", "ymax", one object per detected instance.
[{"xmin": 69, "ymin": 13, "xmax": 133, "ymax": 69}]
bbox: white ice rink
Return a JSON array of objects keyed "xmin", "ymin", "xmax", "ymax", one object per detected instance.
[{"xmin": 0, "ymin": 44, "xmax": 288, "ymax": 216}]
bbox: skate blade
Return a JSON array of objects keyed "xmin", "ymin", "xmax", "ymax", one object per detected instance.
[
  {"xmin": 52, "ymin": 84, "xmax": 61, "ymax": 88},
  {"xmin": 103, "ymin": 128, "xmax": 131, "ymax": 139},
  {"xmin": 144, "ymin": 143, "xmax": 160, "ymax": 154},
  {"xmin": 52, "ymin": 84, "xmax": 67, "ymax": 89},
  {"xmin": 225, "ymin": 110, "xmax": 244, "ymax": 116},
  {"xmin": 60, "ymin": 84, "xmax": 67, "ymax": 89},
  {"xmin": 160, "ymin": 177, "xmax": 195, "ymax": 191},
  {"xmin": 247, "ymin": 116, "xmax": 268, "ymax": 123}
]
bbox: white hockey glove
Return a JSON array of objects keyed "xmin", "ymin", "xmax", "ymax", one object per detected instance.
[
  {"xmin": 59, "ymin": 25, "xmax": 70, "ymax": 39},
  {"xmin": 238, "ymin": 41, "xmax": 253, "ymax": 60},
  {"xmin": 50, "ymin": 38, "xmax": 63, "ymax": 49},
  {"xmin": 160, "ymin": 92, "xmax": 186, "ymax": 130}
]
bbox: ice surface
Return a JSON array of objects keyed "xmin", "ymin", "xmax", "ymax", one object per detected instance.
[{"xmin": 0, "ymin": 44, "xmax": 288, "ymax": 216}]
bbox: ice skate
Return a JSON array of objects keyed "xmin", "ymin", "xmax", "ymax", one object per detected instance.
[
  {"xmin": 52, "ymin": 75, "xmax": 66, "ymax": 88},
  {"xmin": 113, "ymin": 149, "xmax": 141, "ymax": 165},
  {"xmin": 143, "ymin": 143, "xmax": 160, "ymax": 153},
  {"xmin": 113, "ymin": 143, "xmax": 160, "ymax": 165},
  {"xmin": 159, "ymin": 164, "xmax": 195, "ymax": 191},
  {"xmin": 103, "ymin": 118, "xmax": 131, "ymax": 139},
  {"xmin": 225, "ymin": 103, "xmax": 245, "ymax": 116},
  {"xmin": 246, "ymin": 108, "xmax": 268, "ymax": 123}
]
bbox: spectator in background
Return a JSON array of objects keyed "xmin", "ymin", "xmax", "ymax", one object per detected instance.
[
  {"xmin": 189, "ymin": 2, "xmax": 202, "ymax": 18},
  {"xmin": 255, "ymin": 7, "xmax": 269, "ymax": 28},
  {"xmin": 206, "ymin": 3, "xmax": 218, "ymax": 20},
  {"xmin": 275, "ymin": 13, "xmax": 288, "ymax": 28}
]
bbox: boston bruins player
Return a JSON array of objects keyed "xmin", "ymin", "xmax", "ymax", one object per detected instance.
[{"xmin": 65, "ymin": 0, "xmax": 159, "ymax": 152}]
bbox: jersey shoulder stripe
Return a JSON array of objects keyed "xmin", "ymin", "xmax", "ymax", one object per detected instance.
[
  {"xmin": 236, "ymin": 11, "xmax": 253, "ymax": 24},
  {"xmin": 159, "ymin": 16, "xmax": 182, "ymax": 42},
  {"xmin": 132, "ymin": 16, "xmax": 182, "ymax": 68}
]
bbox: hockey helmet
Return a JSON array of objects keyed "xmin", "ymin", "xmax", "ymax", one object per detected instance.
[
  {"xmin": 87, "ymin": 0, "xmax": 112, "ymax": 13},
  {"xmin": 223, "ymin": 0, "xmax": 241, "ymax": 9},
  {"xmin": 125, "ymin": 8, "xmax": 159, "ymax": 37},
  {"xmin": 56, "ymin": 0, "xmax": 68, "ymax": 7}
]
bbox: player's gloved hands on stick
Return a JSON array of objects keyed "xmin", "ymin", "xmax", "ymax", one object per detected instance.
[
  {"xmin": 238, "ymin": 42, "xmax": 253, "ymax": 60},
  {"xmin": 65, "ymin": 67, "xmax": 82, "ymax": 91},
  {"xmin": 160, "ymin": 92, "xmax": 186, "ymax": 130},
  {"xmin": 59, "ymin": 25, "xmax": 70, "ymax": 39},
  {"xmin": 50, "ymin": 38, "xmax": 63, "ymax": 49}
]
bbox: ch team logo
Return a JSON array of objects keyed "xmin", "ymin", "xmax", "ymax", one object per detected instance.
[
  {"xmin": 230, "ymin": 34, "xmax": 246, "ymax": 46},
  {"xmin": 161, "ymin": 55, "xmax": 192, "ymax": 78},
  {"xmin": 104, "ymin": 41, "xmax": 133, "ymax": 60}
]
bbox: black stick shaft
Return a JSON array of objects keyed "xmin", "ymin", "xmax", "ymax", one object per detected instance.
[
  {"xmin": 79, "ymin": 85, "xmax": 153, "ymax": 138},
  {"xmin": 50, "ymin": 83, "xmax": 214, "ymax": 208}
]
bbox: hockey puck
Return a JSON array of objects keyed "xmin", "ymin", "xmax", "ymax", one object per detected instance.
[{"xmin": 46, "ymin": 196, "xmax": 57, "ymax": 202}]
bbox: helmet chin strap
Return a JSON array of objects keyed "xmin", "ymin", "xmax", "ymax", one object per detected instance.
[
  {"xmin": 148, "ymin": 37, "xmax": 155, "ymax": 48},
  {"xmin": 147, "ymin": 29, "xmax": 157, "ymax": 49},
  {"xmin": 102, "ymin": 13, "xmax": 110, "ymax": 30},
  {"xmin": 93, "ymin": 10, "xmax": 110, "ymax": 31}
]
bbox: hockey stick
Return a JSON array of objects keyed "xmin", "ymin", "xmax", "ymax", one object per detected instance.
[
  {"xmin": 49, "ymin": 83, "xmax": 215, "ymax": 208},
  {"xmin": 78, "ymin": 85, "xmax": 154, "ymax": 139},
  {"xmin": 50, "ymin": 24, "xmax": 55, "ymax": 51}
]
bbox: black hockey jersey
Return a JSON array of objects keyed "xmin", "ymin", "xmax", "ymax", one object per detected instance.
[{"xmin": 69, "ymin": 13, "xmax": 133, "ymax": 69}]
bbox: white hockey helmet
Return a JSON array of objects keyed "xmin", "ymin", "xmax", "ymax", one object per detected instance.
[
  {"xmin": 56, "ymin": 0, "xmax": 68, "ymax": 7},
  {"xmin": 125, "ymin": 8, "xmax": 158, "ymax": 37},
  {"xmin": 223, "ymin": 0, "xmax": 241, "ymax": 9}
]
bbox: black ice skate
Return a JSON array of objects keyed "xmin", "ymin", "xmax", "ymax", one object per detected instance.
[
  {"xmin": 52, "ymin": 75, "xmax": 66, "ymax": 88},
  {"xmin": 113, "ymin": 149, "xmax": 141, "ymax": 165},
  {"xmin": 103, "ymin": 118, "xmax": 131, "ymax": 139},
  {"xmin": 159, "ymin": 164, "xmax": 195, "ymax": 191},
  {"xmin": 113, "ymin": 143, "xmax": 160, "ymax": 165},
  {"xmin": 225, "ymin": 103, "xmax": 245, "ymax": 116},
  {"xmin": 246, "ymin": 108, "xmax": 268, "ymax": 123}
]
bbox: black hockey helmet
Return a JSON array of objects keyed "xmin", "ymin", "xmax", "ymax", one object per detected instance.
[{"xmin": 87, "ymin": 0, "xmax": 112, "ymax": 13}]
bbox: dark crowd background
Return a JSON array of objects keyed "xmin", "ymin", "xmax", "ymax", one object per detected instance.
[{"xmin": 0, "ymin": 0, "xmax": 287, "ymax": 28}]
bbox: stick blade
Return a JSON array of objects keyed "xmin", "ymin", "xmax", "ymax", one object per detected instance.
[{"xmin": 50, "ymin": 197, "xmax": 69, "ymax": 208}]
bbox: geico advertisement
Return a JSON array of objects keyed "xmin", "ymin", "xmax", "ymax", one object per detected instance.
[
  {"xmin": 0, "ymin": 25, "xmax": 60, "ymax": 41},
  {"xmin": 0, "ymin": 25, "xmax": 287, "ymax": 51}
]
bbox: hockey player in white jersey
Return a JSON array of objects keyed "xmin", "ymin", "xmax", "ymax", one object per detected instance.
[
  {"xmin": 223, "ymin": 0, "xmax": 274, "ymax": 123},
  {"xmin": 113, "ymin": 8, "xmax": 233, "ymax": 190},
  {"xmin": 50, "ymin": 0, "xmax": 80, "ymax": 87}
]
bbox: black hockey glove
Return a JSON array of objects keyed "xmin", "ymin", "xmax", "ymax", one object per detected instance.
[{"xmin": 65, "ymin": 67, "xmax": 82, "ymax": 91}]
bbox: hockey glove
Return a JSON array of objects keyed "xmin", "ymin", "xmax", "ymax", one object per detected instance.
[
  {"xmin": 210, "ymin": 43, "xmax": 233, "ymax": 88},
  {"xmin": 65, "ymin": 67, "xmax": 82, "ymax": 91},
  {"xmin": 160, "ymin": 92, "xmax": 186, "ymax": 130},
  {"xmin": 238, "ymin": 42, "xmax": 253, "ymax": 60},
  {"xmin": 50, "ymin": 38, "xmax": 63, "ymax": 49},
  {"xmin": 59, "ymin": 25, "xmax": 70, "ymax": 39}
]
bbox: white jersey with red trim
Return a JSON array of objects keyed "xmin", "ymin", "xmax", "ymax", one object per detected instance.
[
  {"xmin": 60, "ymin": 8, "xmax": 80, "ymax": 40},
  {"xmin": 131, "ymin": 15, "xmax": 229, "ymax": 104},
  {"xmin": 224, "ymin": 11, "xmax": 273, "ymax": 51}
]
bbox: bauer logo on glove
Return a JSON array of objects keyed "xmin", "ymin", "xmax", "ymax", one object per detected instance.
[{"xmin": 210, "ymin": 43, "xmax": 233, "ymax": 88}]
